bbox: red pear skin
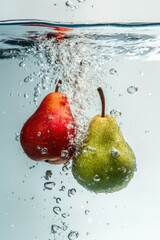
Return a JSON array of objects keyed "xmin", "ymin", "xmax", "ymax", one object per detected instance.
[{"xmin": 20, "ymin": 91, "xmax": 76, "ymax": 164}]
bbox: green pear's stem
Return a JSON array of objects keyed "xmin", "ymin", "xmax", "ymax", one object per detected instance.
[
  {"xmin": 55, "ymin": 80, "xmax": 62, "ymax": 92},
  {"xmin": 97, "ymin": 87, "xmax": 105, "ymax": 117}
]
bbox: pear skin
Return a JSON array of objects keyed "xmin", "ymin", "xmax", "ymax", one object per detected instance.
[{"xmin": 72, "ymin": 88, "xmax": 136, "ymax": 193}]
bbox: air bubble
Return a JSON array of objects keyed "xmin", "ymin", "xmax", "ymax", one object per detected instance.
[
  {"xmin": 145, "ymin": 130, "xmax": 150, "ymax": 134},
  {"xmin": 93, "ymin": 175, "xmax": 100, "ymax": 182},
  {"xmin": 140, "ymin": 70, "xmax": 144, "ymax": 76},
  {"xmin": 19, "ymin": 61, "xmax": 26, "ymax": 67},
  {"xmin": 84, "ymin": 209, "xmax": 90, "ymax": 215},
  {"xmin": 34, "ymin": 86, "xmax": 41, "ymax": 97},
  {"xmin": 111, "ymin": 147, "xmax": 120, "ymax": 157},
  {"xmin": 67, "ymin": 123, "xmax": 74, "ymax": 129},
  {"xmin": 44, "ymin": 170, "xmax": 52, "ymax": 180},
  {"xmin": 24, "ymin": 93, "xmax": 28, "ymax": 99},
  {"xmin": 68, "ymin": 188, "xmax": 76, "ymax": 197},
  {"xmin": 59, "ymin": 186, "xmax": 66, "ymax": 191},
  {"xmin": 15, "ymin": 133, "xmax": 20, "ymax": 141},
  {"xmin": 44, "ymin": 182, "xmax": 55, "ymax": 190},
  {"xmin": 51, "ymin": 224, "xmax": 61, "ymax": 234},
  {"xmin": 61, "ymin": 150, "xmax": 69, "ymax": 158},
  {"xmin": 53, "ymin": 206, "xmax": 61, "ymax": 215},
  {"xmin": 24, "ymin": 75, "xmax": 33, "ymax": 83},
  {"xmin": 110, "ymin": 109, "xmax": 122, "ymax": 118},
  {"xmin": 109, "ymin": 68, "xmax": 117, "ymax": 75},
  {"xmin": 62, "ymin": 165, "xmax": 69, "ymax": 172},
  {"xmin": 54, "ymin": 197, "xmax": 61, "ymax": 204},
  {"xmin": 65, "ymin": 0, "xmax": 77, "ymax": 10},
  {"xmin": 127, "ymin": 86, "xmax": 138, "ymax": 94},
  {"xmin": 61, "ymin": 212, "xmax": 70, "ymax": 218},
  {"xmin": 62, "ymin": 221, "xmax": 68, "ymax": 231},
  {"xmin": 68, "ymin": 231, "xmax": 79, "ymax": 240},
  {"xmin": 41, "ymin": 147, "xmax": 48, "ymax": 155}
]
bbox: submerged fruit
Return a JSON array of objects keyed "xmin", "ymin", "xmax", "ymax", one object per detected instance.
[
  {"xmin": 20, "ymin": 81, "xmax": 76, "ymax": 164},
  {"xmin": 72, "ymin": 87, "xmax": 136, "ymax": 193}
]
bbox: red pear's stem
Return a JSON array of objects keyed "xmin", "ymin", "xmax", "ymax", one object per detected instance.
[
  {"xmin": 97, "ymin": 87, "xmax": 105, "ymax": 117},
  {"xmin": 55, "ymin": 80, "xmax": 62, "ymax": 92}
]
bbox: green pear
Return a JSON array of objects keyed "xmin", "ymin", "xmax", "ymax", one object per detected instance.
[{"xmin": 72, "ymin": 87, "xmax": 136, "ymax": 193}]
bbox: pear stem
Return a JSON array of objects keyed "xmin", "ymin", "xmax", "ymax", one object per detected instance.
[
  {"xmin": 55, "ymin": 80, "xmax": 62, "ymax": 92},
  {"xmin": 97, "ymin": 87, "xmax": 105, "ymax": 117}
]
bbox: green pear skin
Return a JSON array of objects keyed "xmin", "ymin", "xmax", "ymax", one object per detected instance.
[{"xmin": 72, "ymin": 114, "xmax": 136, "ymax": 193}]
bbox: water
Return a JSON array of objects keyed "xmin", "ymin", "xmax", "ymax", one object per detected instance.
[{"xmin": 1, "ymin": 20, "xmax": 160, "ymax": 240}]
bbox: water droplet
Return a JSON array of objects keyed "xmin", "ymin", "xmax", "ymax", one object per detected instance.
[
  {"xmin": 51, "ymin": 224, "xmax": 61, "ymax": 234},
  {"xmin": 93, "ymin": 175, "xmax": 100, "ymax": 182},
  {"xmin": 127, "ymin": 86, "xmax": 138, "ymax": 94},
  {"xmin": 15, "ymin": 133, "xmax": 20, "ymax": 141},
  {"xmin": 53, "ymin": 206, "xmax": 61, "ymax": 215},
  {"xmin": 44, "ymin": 182, "xmax": 55, "ymax": 190},
  {"xmin": 82, "ymin": 150, "xmax": 87, "ymax": 155},
  {"xmin": 11, "ymin": 224, "xmax": 15, "ymax": 228},
  {"xmin": 41, "ymin": 147, "xmax": 48, "ymax": 155},
  {"xmin": 110, "ymin": 109, "xmax": 122, "ymax": 118},
  {"xmin": 44, "ymin": 170, "xmax": 52, "ymax": 180},
  {"xmin": 37, "ymin": 131, "xmax": 41, "ymax": 137},
  {"xmin": 68, "ymin": 231, "xmax": 79, "ymax": 240},
  {"xmin": 109, "ymin": 68, "xmax": 117, "ymax": 75},
  {"xmin": 111, "ymin": 147, "xmax": 120, "ymax": 157},
  {"xmin": 61, "ymin": 150, "xmax": 69, "ymax": 158},
  {"xmin": 67, "ymin": 123, "xmax": 74, "ymax": 129},
  {"xmin": 87, "ymin": 146, "xmax": 96, "ymax": 152},
  {"xmin": 68, "ymin": 188, "xmax": 76, "ymax": 197}
]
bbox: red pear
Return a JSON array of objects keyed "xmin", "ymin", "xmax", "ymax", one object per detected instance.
[{"xmin": 20, "ymin": 82, "xmax": 76, "ymax": 164}]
